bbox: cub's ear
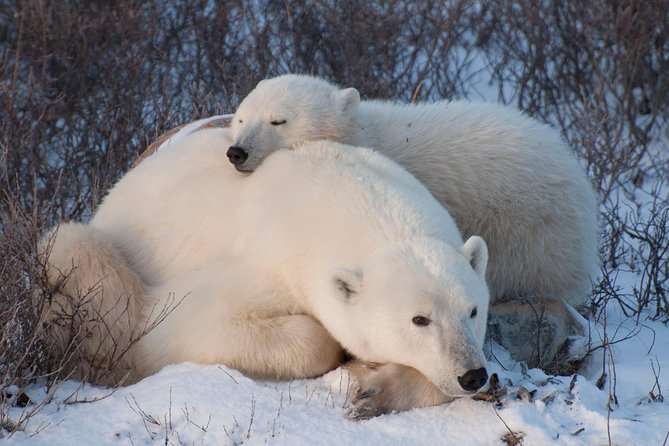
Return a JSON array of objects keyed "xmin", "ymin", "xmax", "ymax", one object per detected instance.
[
  {"xmin": 328, "ymin": 267, "xmax": 363, "ymax": 303},
  {"xmin": 337, "ymin": 88, "xmax": 360, "ymax": 117},
  {"xmin": 459, "ymin": 236, "xmax": 488, "ymax": 279}
]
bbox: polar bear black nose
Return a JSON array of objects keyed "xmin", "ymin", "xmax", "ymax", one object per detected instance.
[
  {"xmin": 457, "ymin": 367, "xmax": 488, "ymax": 392},
  {"xmin": 227, "ymin": 146, "xmax": 249, "ymax": 166}
]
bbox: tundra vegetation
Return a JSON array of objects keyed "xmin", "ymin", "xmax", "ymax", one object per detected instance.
[{"xmin": 1, "ymin": 0, "xmax": 667, "ymax": 434}]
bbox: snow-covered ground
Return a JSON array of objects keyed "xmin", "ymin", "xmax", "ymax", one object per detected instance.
[{"xmin": 4, "ymin": 304, "xmax": 668, "ymax": 445}]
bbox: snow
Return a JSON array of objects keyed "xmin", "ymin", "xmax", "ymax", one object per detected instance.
[{"xmin": 4, "ymin": 306, "xmax": 668, "ymax": 445}]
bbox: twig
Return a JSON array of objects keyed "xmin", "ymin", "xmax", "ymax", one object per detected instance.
[
  {"xmin": 649, "ymin": 357, "xmax": 664, "ymax": 402},
  {"xmin": 246, "ymin": 395, "xmax": 255, "ymax": 439},
  {"xmin": 218, "ymin": 366, "xmax": 239, "ymax": 384},
  {"xmin": 411, "ymin": 79, "xmax": 424, "ymax": 104},
  {"xmin": 493, "ymin": 405, "xmax": 523, "ymax": 446}
]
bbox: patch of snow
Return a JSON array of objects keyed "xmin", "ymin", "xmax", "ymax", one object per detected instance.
[{"xmin": 5, "ymin": 311, "xmax": 668, "ymax": 445}]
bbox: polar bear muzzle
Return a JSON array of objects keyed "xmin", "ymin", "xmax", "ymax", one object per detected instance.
[
  {"xmin": 227, "ymin": 145, "xmax": 250, "ymax": 170},
  {"xmin": 457, "ymin": 367, "xmax": 488, "ymax": 392}
]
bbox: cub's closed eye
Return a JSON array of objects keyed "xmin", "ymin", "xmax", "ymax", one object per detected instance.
[
  {"xmin": 412, "ymin": 316, "xmax": 431, "ymax": 327},
  {"xmin": 238, "ymin": 119, "xmax": 243, "ymax": 124},
  {"xmin": 271, "ymin": 119, "xmax": 287, "ymax": 126},
  {"xmin": 470, "ymin": 307, "xmax": 478, "ymax": 318}
]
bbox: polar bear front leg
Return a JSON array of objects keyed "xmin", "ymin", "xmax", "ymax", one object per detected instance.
[
  {"xmin": 344, "ymin": 360, "xmax": 451, "ymax": 419},
  {"xmin": 227, "ymin": 314, "xmax": 344, "ymax": 380}
]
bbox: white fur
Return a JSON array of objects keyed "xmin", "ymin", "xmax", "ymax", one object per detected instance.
[
  {"xmin": 42, "ymin": 129, "xmax": 490, "ymax": 398},
  {"xmin": 229, "ymin": 74, "xmax": 600, "ymax": 307}
]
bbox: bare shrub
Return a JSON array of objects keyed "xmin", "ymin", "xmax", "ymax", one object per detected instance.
[
  {"xmin": 0, "ymin": 191, "xmax": 54, "ymax": 387},
  {"xmin": 1, "ymin": 0, "xmax": 668, "ymax": 432},
  {"xmin": 474, "ymin": 0, "xmax": 669, "ymax": 321}
]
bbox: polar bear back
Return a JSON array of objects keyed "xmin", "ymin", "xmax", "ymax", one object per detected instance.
[
  {"xmin": 92, "ymin": 130, "xmax": 463, "ymax": 288},
  {"xmin": 91, "ymin": 129, "xmax": 245, "ymax": 284},
  {"xmin": 234, "ymin": 139, "xmax": 464, "ymax": 276},
  {"xmin": 355, "ymin": 100, "xmax": 599, "ymax": 305}
]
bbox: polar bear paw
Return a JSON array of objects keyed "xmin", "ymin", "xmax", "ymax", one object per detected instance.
[{"xmin": 344, "ymin": 361, "xmax": 450, "ymax": 420}]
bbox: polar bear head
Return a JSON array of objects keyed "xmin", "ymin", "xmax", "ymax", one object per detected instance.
[
  {"xmin": 228, "ymin": 75, "xmax": 359, "ymax": 172},
  {"xmin": 324, "ymin": 236, "xmax": 490, "ymax": 397}
]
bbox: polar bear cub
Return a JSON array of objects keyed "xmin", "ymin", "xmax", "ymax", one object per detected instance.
[
  {"xmin": 41, "ymin": 129, "xmax": 490, "ymax": 415},
  {"xmin": 227, "ymin": 74, "xmax": 599, "ymax": 311}
]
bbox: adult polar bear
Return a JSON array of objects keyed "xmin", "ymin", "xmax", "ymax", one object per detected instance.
[
  {"xmin": 227, "ymin": 74, "xmax": 599, "ymax": 366},
  {"xmin": 41, "ymin": 129, "xmax": 490, "ymax": 418}
]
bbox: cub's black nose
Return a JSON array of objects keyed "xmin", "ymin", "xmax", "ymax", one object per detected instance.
[
  {"xmin": 457, "ymin": 367, "xmax": 488, "ymax": 392},
  {"xmin": 227, "ymin": 146, "xmax": 249, "ymax": 166}
]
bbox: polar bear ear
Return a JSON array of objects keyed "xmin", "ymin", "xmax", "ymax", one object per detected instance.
[
  {"xmin": 459, "ymin": 236, "xmax": 488, "ymax": 279},
  {"xmin": 329, "ymin": 267, "xmax": 363, "ymax": 303},
  {"xmin": 336, "ymin": 88, "xmax": 360, "ymax": 117}
]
